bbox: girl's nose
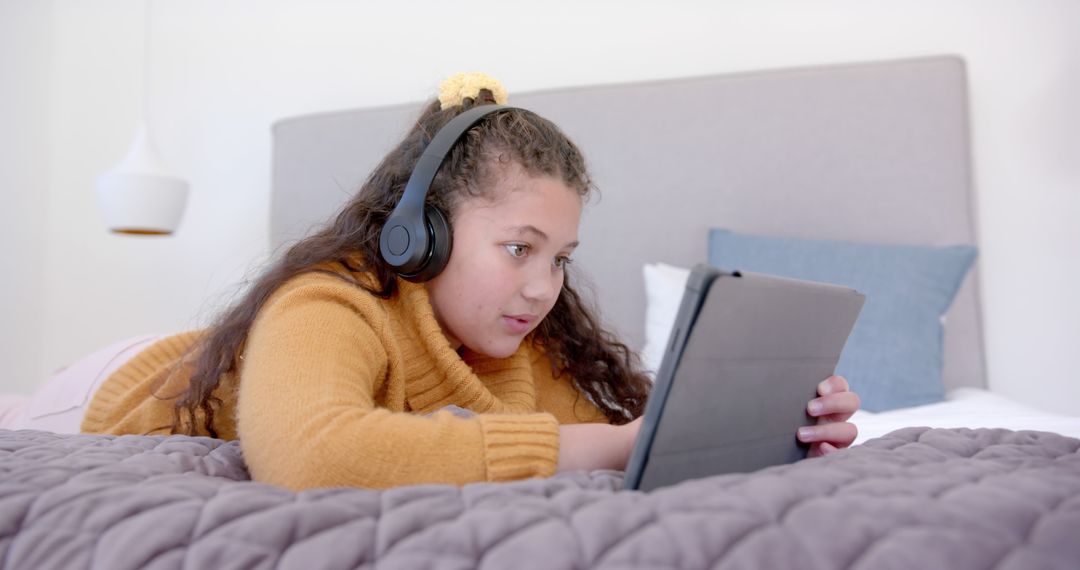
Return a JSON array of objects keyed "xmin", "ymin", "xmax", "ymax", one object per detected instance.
[{"xmin": 521, "ymin": 266, "xmax": 559, "ymax": 304}]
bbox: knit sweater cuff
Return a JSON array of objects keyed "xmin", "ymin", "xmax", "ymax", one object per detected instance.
[{"xmin": 477, "ymin": 413, "xmax": 560, "ymax": 482}]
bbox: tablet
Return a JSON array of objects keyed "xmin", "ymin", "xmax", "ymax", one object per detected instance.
[{"xmin": 623, "ymin": 264, "xmax": 865, "ymax": 491}]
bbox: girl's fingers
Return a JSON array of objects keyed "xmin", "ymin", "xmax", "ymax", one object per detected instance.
[
  {"xmin": 797, "ymin": 421, "xmax": 858, "ymax": 448},
  {"xmin": 801, "ymin": 377, "xmax": 860, "ymax": 456},
  {"xmin": 807, "ymin": 391, "xmax": 861, "ymax": 421},
  {"xmin": 806, "ymin": 441, "xmax": 839, "ymax": 458},
  {"xmin": 817, "ymin": 375, "xmax": 849, "ymax": 396}
]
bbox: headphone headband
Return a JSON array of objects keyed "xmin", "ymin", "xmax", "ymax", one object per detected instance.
[
  {"xmin": 396, "ymin": 104, "xmax": 510, "ymax": 219},
  {"xmin": 379, "ymin": 104, "xmax": 515, "ymax": 281}
]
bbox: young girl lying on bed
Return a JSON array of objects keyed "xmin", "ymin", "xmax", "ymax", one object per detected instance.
[{"xmin": 9, "ymin": 73, "xmax": 860, "ymax": 490}]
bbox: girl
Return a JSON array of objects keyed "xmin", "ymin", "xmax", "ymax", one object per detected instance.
[{"xmin": 9, "ymin": 73, "xmax": 860, "ymax": 490}]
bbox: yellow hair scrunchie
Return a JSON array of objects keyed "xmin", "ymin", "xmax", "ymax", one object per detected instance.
[{"xmin": 438, "ymin": 72, "xmax": 509, "ymax": 110}]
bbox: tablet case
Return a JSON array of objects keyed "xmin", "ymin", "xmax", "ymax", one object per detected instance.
[{"xmin": 624, "ymin": 264, "xmax": 865, "ymax": 491}]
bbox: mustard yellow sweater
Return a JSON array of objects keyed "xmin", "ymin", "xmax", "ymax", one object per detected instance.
[{"xmin": 81, "ymin": 264, "xmax": 608, "ymax": 490}]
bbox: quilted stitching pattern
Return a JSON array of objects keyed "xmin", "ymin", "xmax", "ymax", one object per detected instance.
[{"xmin": 1, "ymin": 427, "xmax": 1078, "ymax": 569}]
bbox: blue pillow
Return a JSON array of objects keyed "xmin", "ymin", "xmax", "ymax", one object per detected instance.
[{"xmin": 707, "ymin": 229, "xmax": 977, "ymax": 412}]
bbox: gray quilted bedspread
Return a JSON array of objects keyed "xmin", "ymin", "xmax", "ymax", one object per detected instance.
[{"xmin": 1, "ymin": 427, "xmax": 1079, "ymax": 570}]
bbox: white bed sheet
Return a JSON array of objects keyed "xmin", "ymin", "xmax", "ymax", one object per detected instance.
[{"xmin": 851, "ymin": 387, "xmax": 1080, "ymax": 445}]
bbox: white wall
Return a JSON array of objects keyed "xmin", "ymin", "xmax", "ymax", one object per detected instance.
[
  {"xmin": 2, "ymin": 0, "xmax": 1078, "ymax": 414},
  {"xmin": 0, "ymin": 1, "xmax": 51, "ymax": 391}
]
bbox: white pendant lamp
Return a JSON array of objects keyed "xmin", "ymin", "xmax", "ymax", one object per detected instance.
[
  {"xmin": 96, "ymin": 0, "xmax": 188, "ymax": 236},
  {"xmin": 97, "ymin": 124, "xmax": 189, "ymax": 235}
]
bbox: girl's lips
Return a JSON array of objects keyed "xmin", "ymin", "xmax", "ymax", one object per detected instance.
[{"xmin": 502, "ymin": 314, "xmax": 537, "ymax": 334}]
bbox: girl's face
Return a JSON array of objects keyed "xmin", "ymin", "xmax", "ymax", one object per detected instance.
[{"xmin": 426, "ymin": 163, "xmax": 582, "ymax": 358}]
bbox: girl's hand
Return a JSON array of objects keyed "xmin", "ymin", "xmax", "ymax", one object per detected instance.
[
  {"xmin": 557, "ymin": 416, "xmax": 641, "ymax": 472},
  {"xmin": 799, "ymin": 375, "xmax": 860, "ymax": 457}
]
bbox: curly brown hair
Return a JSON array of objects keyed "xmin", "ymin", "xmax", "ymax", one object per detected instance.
[{"xmin": 170, "ymin": 90, "xmax": 652, "ymax": 437}]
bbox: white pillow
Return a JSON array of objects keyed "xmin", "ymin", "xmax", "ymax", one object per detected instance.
[{"xmin": 641, "ymin": 262, "xmax": 691, "ymax": 377}]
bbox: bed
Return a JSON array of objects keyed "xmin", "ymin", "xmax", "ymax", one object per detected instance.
[{"xmin": 3, "ymin": 56, "xmax": 1079, "ymax": 569}]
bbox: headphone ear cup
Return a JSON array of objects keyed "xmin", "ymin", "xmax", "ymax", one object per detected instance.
[{"xmin": 399, "ymin": 206, "xmax": 452, "ymax": 282}]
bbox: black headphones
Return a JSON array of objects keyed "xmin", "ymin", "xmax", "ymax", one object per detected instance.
[{"xmin": 379, "ymin": 104, "xmax": 512, "ymax": 282}]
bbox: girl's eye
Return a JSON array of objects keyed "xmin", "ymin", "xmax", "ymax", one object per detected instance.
[
  {"xmin": 553, "ymin": 256, "xmax": 573, "ymax": 270},
  {"xmin": 505, "ymin": 244, "xmax": 529, "ymax": 258}
]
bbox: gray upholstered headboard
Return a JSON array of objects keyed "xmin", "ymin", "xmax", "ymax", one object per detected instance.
[{"xmin": 271, "ymin": 55, "xmax": 987, "ymax": 391}]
